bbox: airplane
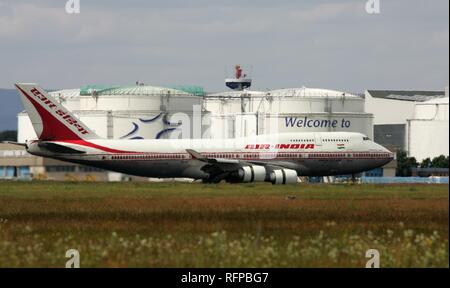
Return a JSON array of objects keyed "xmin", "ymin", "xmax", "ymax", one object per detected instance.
[{"xmin": 9, "ymin": 83, "xmax": 394, "ymax": 184}]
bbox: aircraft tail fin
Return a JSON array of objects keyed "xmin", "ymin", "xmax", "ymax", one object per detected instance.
[{"xmin": 14, "ymin": 83, "xmax": 100, "ymax": 141}]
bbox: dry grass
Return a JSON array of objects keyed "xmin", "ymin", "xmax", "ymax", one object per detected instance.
[{"xmin": 0, "ymin": 181, "xmax": 448, "ymax": 267}]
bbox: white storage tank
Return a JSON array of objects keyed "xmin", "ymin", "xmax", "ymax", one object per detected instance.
[
  {"xmin": 203, "ymin": 87, "xmax": 373, "ymax": 139},
  {"xmin": 408, "ymin": 97, "xmax": 449, "ymax": 161}
]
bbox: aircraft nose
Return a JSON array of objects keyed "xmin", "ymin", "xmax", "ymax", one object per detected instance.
[
  {"xmin": 389, "ymin": 151, "xmax": 396, "ymax": 160},
  {"xmin": 380, "ymin": 144, "xmax": 395, "ymax": 161},
  {"xmin": 381, "ymin": 146, "xmax": 395, "ymax": 159},
  {"xmin": 373, "ymin": 142, "xmax": 395, "ymax": 160}
]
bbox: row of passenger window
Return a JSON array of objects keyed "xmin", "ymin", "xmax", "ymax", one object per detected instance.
[
  {"xmin": 323, "ymin": 139, "xmax": 349, "ymax": 142},
  {"xmin": 110, "ymin": 152, "xmax": 391, "ymax": 160}
]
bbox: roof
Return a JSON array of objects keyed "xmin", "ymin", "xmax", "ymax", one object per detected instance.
[
  {"xmin": 207, "ymin": 90, "xmax": 267, "ymax": 97},
  {"xmin": 0, "ymin": 143, "xmax": 26, "ymax": 151},
  {"xmin": 412, "ymin": 167, "xmax": 449, "ymax": 173},
  {"xmin": 208, "ymin": 87, "xmax": 361, "ymax": 98},
  {"xmin": 367, "ymin": 90, "xmax": 445, "ymax": 102},
  {"xmin": 48, "ymin": 85, "xmax": 360, "ymax": 99},
  {"xmin": 81, "ymin": 85, "xmax": 195, "ymax": 96},
  {"xmin": 50, "ymin": 85, "xmax": 205, "ymax": 98},
  {"xmin": 49, "ymin": 89, "xmax": 80, "ymax": 100},
  {"xmin": 167, "ymin": 85, "xmax": 205, "ymax": 96},
  {"xmin": 268, "ymin": 87, "xmax": 361, "ymax": 98},
  {"xmin": 420, "ymin": 97, "xmax": 449, "ymax": 105}
]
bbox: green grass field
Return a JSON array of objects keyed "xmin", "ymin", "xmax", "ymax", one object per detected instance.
[{"xmin": 0, "ymin": 181, "xmax": 448, "ymax": 267}]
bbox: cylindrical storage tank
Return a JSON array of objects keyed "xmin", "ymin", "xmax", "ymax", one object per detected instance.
[
  {"xmin": 49, "ymin": 89, "xmax": 80, "ymax": 111},
  {"xmin": 408, "ymin": 97, "xmax": 449, "ymax": 161},
  {"xmin": 77, "ymin": 86, "xmax": 204, "ymax": 139},
  {"xmin": 264, "ymin": 88, "xmax": 365, "ymax": 113},
  {"xmin": 204, "ymin": 87, "xmax": 373, "ymax": 138}
]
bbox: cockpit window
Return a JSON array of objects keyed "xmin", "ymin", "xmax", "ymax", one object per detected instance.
[{"xmin": 363, "ymin": 137, "xmax": 370, "ymax": 141}]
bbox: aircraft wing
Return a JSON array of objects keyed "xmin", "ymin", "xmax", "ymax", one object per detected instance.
[
  {"xmin": 1, "ymin": 141, "xmax": 27, "ymax": 147},
  {"xmin": 186, "ymin": 149, "xmax": 298, "ymax": 183},
  {"xmin": 186, "ymin": 149, "xmax": 248, "ymax": 182},
  {"xmin": 186, "ymin": 149, "xmax": 240, "ymax": 164},
  {"xmin": 186, "ymin": 149, "xmax": 294, "ymax": 169}
]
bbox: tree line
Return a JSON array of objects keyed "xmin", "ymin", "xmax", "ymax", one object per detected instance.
[
  {"xmin": 396, "ymin": 149, "xmax": 449, "ymax": 177},
  {"xmin": 0, "ymin": 130, "xmax": 17, "ymax": 142}
]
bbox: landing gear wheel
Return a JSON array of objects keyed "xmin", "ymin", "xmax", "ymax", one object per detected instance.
[{"xmin": 351, "ymin": 173, "xmax": 357, "ymax": 184}]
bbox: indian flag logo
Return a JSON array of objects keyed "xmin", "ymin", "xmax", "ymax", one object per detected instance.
[{"xmin": 337, "ymin": 144, "xmax": 345, "ymax": 150}]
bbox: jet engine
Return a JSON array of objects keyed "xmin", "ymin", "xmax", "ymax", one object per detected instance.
[
  {"xmin": 269, "ymin": 169, "xmax": 298, "ymax": 185},
  {"xmin": 237, "ymin": 165, "xmax": 267, "ymax": 183}
]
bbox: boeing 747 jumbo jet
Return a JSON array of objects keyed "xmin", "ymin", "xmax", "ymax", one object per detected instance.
[{"xmin": 10, "ymin": 83, "xmax": 394, "ymax": 184}]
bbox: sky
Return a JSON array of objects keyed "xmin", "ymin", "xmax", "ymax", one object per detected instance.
[{"xmin": 0, "ymin": 0, "xmax": 448, "ymax": 93}]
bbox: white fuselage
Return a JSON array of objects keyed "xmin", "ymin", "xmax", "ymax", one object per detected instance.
[{"xmin": 27, "ymin": 132, "xmax": 394, "ymax": 182}]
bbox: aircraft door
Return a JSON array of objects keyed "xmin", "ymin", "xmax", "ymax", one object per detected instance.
[{"xmin": 314, "ymin": 133, "xmax": 323, "ymax": 146}]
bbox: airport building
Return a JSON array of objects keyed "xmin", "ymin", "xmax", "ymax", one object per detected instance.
[
  {"xmin": 0, "ymin": 143, "xmax": 109, "ymax": 181},
  {"xmin": 365, "ymin": 87, "xmax": 449, "ymax": 160}
]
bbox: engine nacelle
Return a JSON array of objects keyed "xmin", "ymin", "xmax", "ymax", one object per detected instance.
[
  {"xmin": 270, "ymin": 169, "xmax": 298, "ymax": 185},
  {"xmin": 238, "ymin": 165, "xmax": 267, "ymax": 183}
]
